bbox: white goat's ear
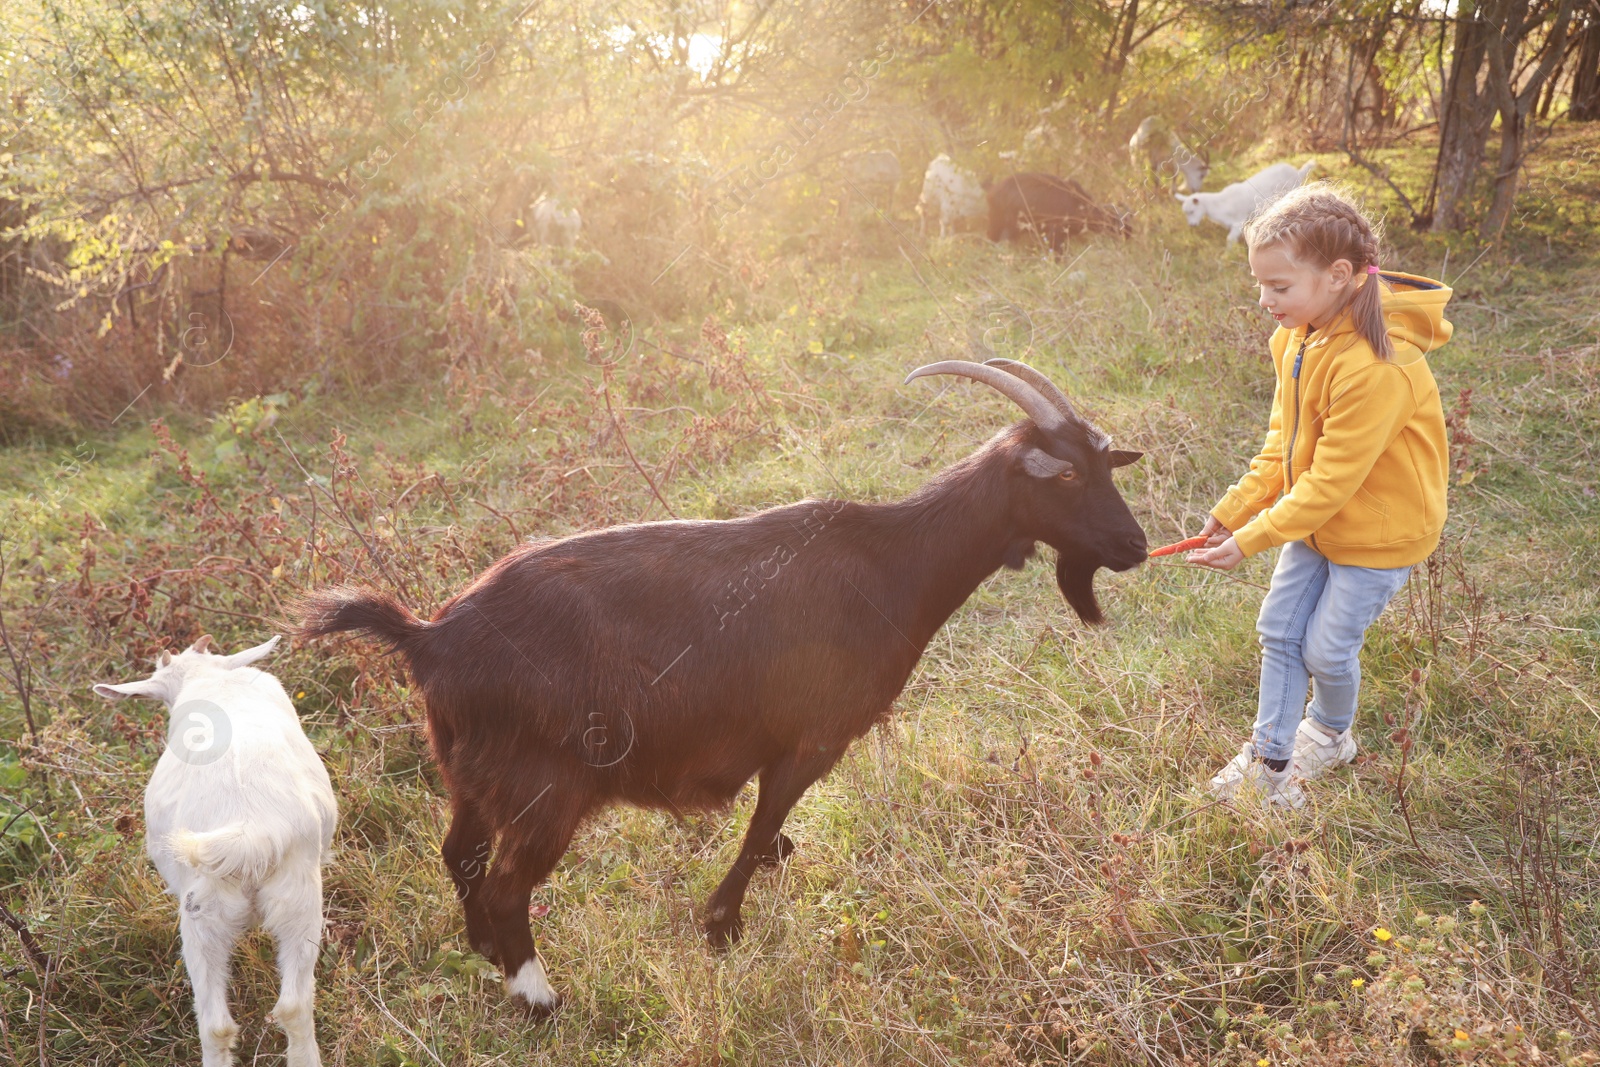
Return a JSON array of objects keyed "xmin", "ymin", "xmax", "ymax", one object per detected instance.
[
  {"xmin": 189, "ymin": 634, "xmax": 214, "ymax": 653},
  {"xmin": 1174, "ymin": 195, "xmax": 1185, "ymax": 204},
  {"xmin": 94, "ymin": 678, "xmax": 167, "ymax": 701},
  {"xmin": 156, "ymin": 650, "xmax": 172, "ymax": 668},
  {"xmin": 1021, "ymin": 448, "xmax": 1072, "ymax": 478},
  {"xmin": 222, "ymin": 635, "xmax": 281, "ymax": 669}
]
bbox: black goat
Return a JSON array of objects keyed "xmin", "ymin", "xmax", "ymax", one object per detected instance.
[
  {"xmin": 986, "ymin": 172, "xmax": 1133, "ymax": 256},
  {"xmin": 296, "ymin": 359, "xmax": 1147, "ymax": 1016}
]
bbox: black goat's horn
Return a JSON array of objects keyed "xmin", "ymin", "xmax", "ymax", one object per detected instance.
[
  {"xmin": 982, "ymin": 358, "xmax": 1081, "ymax": 424},
  {"xmin": 903, "ymin": 360, "xmax": 1065, "ymax": 431}
]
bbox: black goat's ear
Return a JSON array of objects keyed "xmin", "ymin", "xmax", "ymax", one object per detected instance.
[
  {"xmin": 1109, "ymin": 449, "xmax": 1143, "ymax": 469},
  {"xmin": 1020, "ymin": 448, "xmax": 1072, "ymax": 479}
]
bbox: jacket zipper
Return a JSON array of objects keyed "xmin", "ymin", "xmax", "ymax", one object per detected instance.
[{"xmin": 1284, "ymin": 334, "xmax": 1322, "ymax": 554}]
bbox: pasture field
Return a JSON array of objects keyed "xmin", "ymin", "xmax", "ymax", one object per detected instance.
[{"xmin": 2, "ymin": 136, "xmax": 1598, "ymax": 1066}]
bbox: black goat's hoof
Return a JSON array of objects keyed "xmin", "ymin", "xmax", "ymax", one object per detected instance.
[
  {"xmin": 512, "ymin": 993, "xmax": 562, "ymax": 1023},
  {"xmin": 757, "ymin": 832, "xmax": 797, "ymax": 869},
  {"xmin": 703, "ymin": 909, "xmax": 744, "ymax": 951}
]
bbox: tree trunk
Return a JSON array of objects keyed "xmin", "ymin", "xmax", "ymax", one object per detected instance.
[
  {"xmin": 1342, "ymin": 5, "xmax": 1397, "ymax": 151},
  {"xmin": 1432, "ymin": 8, "xmax": 1496, "ymax": 232},
  {"xmin": 1481, "ymin": 0, "xmax": 1578, "ymax": 238},
  {"xmin": 1536, "ymin": 40, "xmax": 1567, "ymax": 119},
  {"xmin": 1573, "ymin": 2, "xmax": 1600, "ymax": 120},
  {"xmin": 1101, "ymin": 0, "xmax": 1140, "ymax": 119},
  {"xmin": 1289, "ymin": 45, "xmax": 1310, "ymax": 119}
]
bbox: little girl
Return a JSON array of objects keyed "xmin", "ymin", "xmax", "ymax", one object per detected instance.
[{"xmin": 1188, "ymin": 184, "xmax": 1453, "ymax": 809}]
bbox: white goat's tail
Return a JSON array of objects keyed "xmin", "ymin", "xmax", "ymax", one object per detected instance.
[{"xmin": 170, "ymin": 824, "xmax": 283, "ymax": 883}]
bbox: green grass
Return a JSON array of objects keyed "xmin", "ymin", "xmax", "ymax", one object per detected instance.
[{"xmin": 2, "ymin": 140, "xmax": 1598, "ymax": 1066}]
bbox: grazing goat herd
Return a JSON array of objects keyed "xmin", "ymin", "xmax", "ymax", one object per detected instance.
[
  {"xmin": 918, "ymin": 115, "xmax": 1313, "ymax": 252},
  {"xmin": 522, "ymin": 116, "xmax": 1311, "ymax": 257},
  {"xmin": 87, "ymin": 116, "xmax": 1310, "ymax": 1063}
]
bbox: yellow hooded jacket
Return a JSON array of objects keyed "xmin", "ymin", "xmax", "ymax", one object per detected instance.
[{"xmin": 1211, "ymin": 271, "xmax": 1452, "ymax": 568}]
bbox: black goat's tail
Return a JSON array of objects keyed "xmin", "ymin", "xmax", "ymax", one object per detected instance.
[{"xmin": 294, "ymin": 587, "xmax": 429, "ymax": 654}]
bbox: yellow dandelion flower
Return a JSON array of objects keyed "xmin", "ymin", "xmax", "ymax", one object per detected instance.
[
  {"xmin": 1374, "ymin": 928, "xmax": 1392, "ymax": 942},
  {"xmin": 1258, "ymin": 1059, "xmax": 1270, "ymax": 1067},
  {"xmin": 1455, "ymin": 1030, "xmax": 1470, "ymax": 1042},
  {"xmin": 1351, "ymin": 978, "xmax": 1365, "ymax": 989},
  {"xmin": 296, "ymin": 691, "xmax": 306, "ymax": 699}
]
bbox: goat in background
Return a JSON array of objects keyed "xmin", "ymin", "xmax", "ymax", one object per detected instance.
[
  {"xmin": 1129, "ymin": 116, "xmax": 1210, "ymax": 194},
  {"xmin": 986, "ymin": 173, "xmax": 1133, "ymax": 256},
  {"xmin": 1176, "ymin": 159, "xmax": 1318, "ymax": 243}
]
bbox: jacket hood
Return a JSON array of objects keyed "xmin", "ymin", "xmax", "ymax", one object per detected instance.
[
  {"xmin": 1377, "ymin": 270, "xmax": 1452, "ymax": 355},
  {"xmin": 1296, "ymin": 271, "xmax": 1453, "ymax": 356}
]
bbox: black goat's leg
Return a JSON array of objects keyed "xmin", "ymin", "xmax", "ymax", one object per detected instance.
[
  {"xmin": 481, "ymin": 803, "xmax": 584, "ymax": 1019},
  {"xmin": 703, "ymin": 754, "xmax": 831, "ymax": 949},
  {"xmin": 441, "ymin": 799, "xmax": 497, "ymax": 961},
  {"xmin": 755, "ymin": 830, "xmax": 798, "ymax": 869}
]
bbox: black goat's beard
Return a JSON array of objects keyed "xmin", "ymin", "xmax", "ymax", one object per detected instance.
[{"xmin": 1055, "ymin": 552, "xmax": 1105, "ymax": 625}]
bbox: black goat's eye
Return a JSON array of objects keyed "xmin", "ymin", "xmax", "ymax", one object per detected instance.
[{"xmin": 1058, "ymin": 469, "xmax": 1078, "ymax": 482}]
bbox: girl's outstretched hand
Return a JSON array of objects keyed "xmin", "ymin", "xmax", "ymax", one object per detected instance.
[
  {"xmin": 1197, "ymin": 515, "xmax": 1231, "ymax": 548},
  {"xmin": 1188, "ymin": 535, "xmax": 1245, "ymax": 571}
]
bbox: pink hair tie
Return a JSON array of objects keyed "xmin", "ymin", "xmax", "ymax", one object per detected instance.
[{"xmin": 1367, "ymin": 265, "xmax": 1380, "ymax": 274}]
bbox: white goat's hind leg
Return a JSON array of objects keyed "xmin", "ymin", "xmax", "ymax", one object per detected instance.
[
  {"xmin": 263, "ymin": 867, "xmax": 325, "ymax": 1067},
  {"xmin": 179, "ymin": 890, "xmax": 247, "ymax": 1067}
]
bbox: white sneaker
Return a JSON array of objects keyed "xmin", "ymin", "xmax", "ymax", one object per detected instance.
[
  {"xmin": 1209, "ymin": 742, "xmax": 1306, "ymax": 809},
  {"xmin": 1293, "ymin": 719, "xmax": 1357, "ymax": 781}
]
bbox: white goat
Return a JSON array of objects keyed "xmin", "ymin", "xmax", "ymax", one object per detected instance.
[
  {"xmin": 531, "ymin": 194, "xmax": 581, "ymax": 248},
  {"xmin": 1175, "ymin": 160, "xmax": 1317, "ymax": 244},
  {"xmin": 916, "ymin": 154, "xmax": 987, "ymax": 238},
  {"xmin": 95, "ymin": 636, "xmax": 337, "ymax": 1067},
  {"xmin": 1128, "ymin": 116, "xmax": 1209, "ymax": 194}
]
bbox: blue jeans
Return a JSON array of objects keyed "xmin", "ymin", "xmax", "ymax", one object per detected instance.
[{"xmin": 1252, "ymin": 541, "xmax": 1413, "ymax": 762}]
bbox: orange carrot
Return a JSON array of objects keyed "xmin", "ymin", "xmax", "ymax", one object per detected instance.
[{"xmin": 1148, "ymin": 535, "xmax": 1210, "ymax": 558}]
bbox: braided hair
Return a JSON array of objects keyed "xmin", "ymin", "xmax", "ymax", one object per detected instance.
[{"xmin": 1242, "ymin": 184, "xmax": 1394, "ymax": 360}]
